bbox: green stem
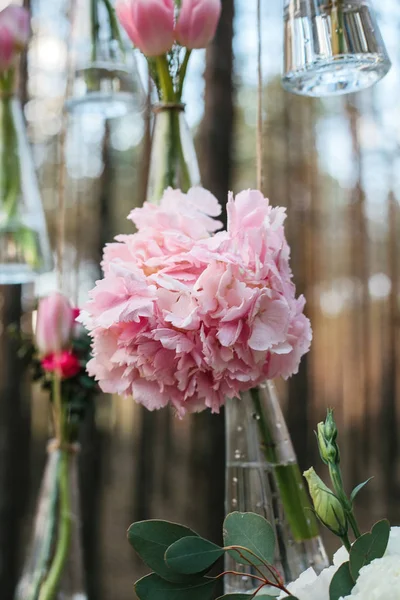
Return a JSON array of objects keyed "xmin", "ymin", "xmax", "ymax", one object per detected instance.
[
  {"xmin": 0, "ymin": 88, "xmax": 21, "ymax": 223},
  {"xmin": 38, "ymin": 451, "xmax": 72, "ymax": 600},
  {"xmin": 332, "ymin": 0, "xmax": 346, "ymax": 55},
  {"xmin": 177, "ymin": 50, "xmax": 191, "ymax": 100},
  {"xmin": 155, "ymin": 56, "xmax": 175, "ymax": 102},
  {"xmin": 251, "ymin": 387, "xmax": 319, "ymax": 542},
  {"xmin": 91, "ymin": 0, "xmax": 100, "ymax": 62},
  {"xmin": 329, "ymin": 463, "xmax": 361, "ymax": 539},
  {"xmin": 341, "ymin": 533, "xmax": 352, "ymax": 553},
  {"xmin": 102, "ymin": 0, "xmax": 125, "ymax": 55},
  {"xmin": 29, "ymin": 458, "xmax": 60, "ymax": 597}
]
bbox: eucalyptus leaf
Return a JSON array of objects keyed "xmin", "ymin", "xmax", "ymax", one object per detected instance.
[
  {"xmin": 349, "ymin": 519, "xmax": 390, "ymax": 580},
  {"xmin": 223, "ymin": 512, "xmax": 275, "ymax": 566},
  {"xmin": 128, "ymin": 520, "xmax": 199, "ymax": 583},
  {"xmin": 216, "ymin": 595, "xmax": 258, "ymax": 599},
  {"xmin": 350, "ymin": 478, "xmax": 374, "ymax": 504},
  {"xmin": 166, "ymin": 536, "xmax": 224, "ymax": 574},
  {"xmin": 135, "ymin": 573, "xmax": 216, "ymax": 600},
  {"xmin": 329, "ymin": 561, "xmax": 354, "ymax": 600}
]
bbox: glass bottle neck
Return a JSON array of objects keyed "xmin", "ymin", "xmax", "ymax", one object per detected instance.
[{"xmin": 146, "ymin": 104, "xmax": 201, "ymax": 205}]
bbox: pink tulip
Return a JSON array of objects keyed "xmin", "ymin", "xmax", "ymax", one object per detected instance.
[
  {"xmin": 0, "ymin": 5, "xmax": 30, "ymax": 72},
  {"xmin": 116, "ymin": 0, "xmax": 175, "ymax": 57},
  {"xmin": 176, "ymin": 0, "xmax": 221, "ymax": 50},
  {"xmin": 36, "ymin": 293, "xmax": 76, "ymax": 356}
]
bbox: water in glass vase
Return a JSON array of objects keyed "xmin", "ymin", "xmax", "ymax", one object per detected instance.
[
  {"xmin": 283, "ymin": 0, "xmax": 391, "ymax": 96},
  {"xmin": 225, "ymin": 384, "xmax": 328, "ymax": 594}
]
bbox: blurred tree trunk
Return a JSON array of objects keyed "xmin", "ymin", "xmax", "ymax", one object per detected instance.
[
  {"xmin": 198, "ymin": 0, "xmax": 235, "ymax": 227},
  {"xmin": 0, "ymin": 286, "xmax": 31, "ymax": 599},
  {"xmin": 188, "ymin": 0, "xmax": 235, "ymax": 552}
]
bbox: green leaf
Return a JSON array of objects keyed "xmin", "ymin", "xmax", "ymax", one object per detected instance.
[
  {"xmin": 216, "ymin": 595, "xmax": 258, "ymax": 599},
  {"xmin": 349, "ymin": 519, "xmax": 390, "ymax": 580},
  {"xmin": 128, "ymin": 520, "xmax": 199, "ymax": 583},
  {"xmin": 350, "ymin": 477, "xmax": 374, "ymax": 503},
  {"xmin": 223, "ymin": 512, "xmax": 275, "ymax": 566},
  {"xmin": 166, "ymin": 536, "xmax": 224, "ymax": 574},
  {"xmin": 135, "ymin": 573, "xmax": 216, "ymax": 600},
  {"xmin": 329, "ymin": 561, "xmax": 354, "ymax": 600}
]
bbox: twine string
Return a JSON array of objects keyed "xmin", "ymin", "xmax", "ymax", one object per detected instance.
[
  {"xmin": 256, "ymin": 0, "xmax": 264, "ymax": 193},
  {"xmin": 57, "ymin": 0, "xmax": 78, "ymax": 292}
]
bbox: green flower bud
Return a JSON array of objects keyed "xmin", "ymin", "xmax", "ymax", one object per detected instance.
[
  {"xmin": 317, "ymin": 422, "xmax": 339, "ymax": 465},
  {"xmin": 324, "ymin": 409, "xmax": 338, "ymax": 442},
  {"xmin": 304, "ymin": 467, "xmax": 348, "ymax": 537}
]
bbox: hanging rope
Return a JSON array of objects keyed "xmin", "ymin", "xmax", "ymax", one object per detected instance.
[
  {"xmin": 256, "ymin": 0, "xmax": 264, "ymax": 193},
  {"xmin": 56, "ymin": 0, "xmax": 77, "ymax": 291}
]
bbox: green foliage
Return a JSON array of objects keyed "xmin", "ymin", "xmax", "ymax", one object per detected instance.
[
  {"xmin": 349, "ymin": 478, "xmax": 374, "ymax": 504},
  {"xmin": 128, "ymin": 520, "xmax": 201, "ymax": 583},
  {"xmin": 166, "ymin": 536, "xmax": 224, "ymax": 574},
  {"xmin": 329, "ymin": 562, "xmax": 354, "ymax": 600},
  {"xmin": 349, "ymin": 519, "xmax": 390, "ymax": 580},
  {"xmin": 329, "ymin": 519, "xmax": 390, "ymax": 600},
  {"xmin": 135, "ymin": 573, "xmax": 216, "ymax": 600},
  {"xmin": 223, "ymin": 512, "xmax": 275, "ymax": 566}
]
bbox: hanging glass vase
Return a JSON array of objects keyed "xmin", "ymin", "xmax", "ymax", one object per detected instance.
[
  {"xmin": 66, "ymin": 0, "xmax": 145, "ymax": 118},
  {"xmin": 282, "ymin": 0, "xmax": 391, "ymax": 97},
  {"xmin": 225, "ymin": 381, "xmax": 328, "ymax": 594},
  {"xmin": 15, "ymin": 442, "xmax": 87, "ymax": 600},
  {"xmin": 0, "ymin": 92, "xmax": 52, "ymax": 284},
  {"xmin": 146, "ymin": 103, "xmax": 201, "ymax": 204}
]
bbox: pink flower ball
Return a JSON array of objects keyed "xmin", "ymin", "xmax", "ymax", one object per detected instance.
[{"xmin": 82, "ymin": 188, "xmax": 312, "ymax": 416}]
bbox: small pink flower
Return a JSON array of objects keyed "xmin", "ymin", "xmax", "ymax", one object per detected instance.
[
  {"xmin": 0, "ymin": 5, "xmax": 30, "ymax": 72},
  {"xmin": 36, "ymin": 293, "xmax": 76, "ymax": 356},
  {"xmin": 42, "ymin": 351, "xmax": 81, "ymax": 380},
  {"xmin": 116, "ymin": 0, "xmax": 175, "ymax": 56},
  {"xmin": 176, "ymin": 0, "xmax": 222, "ymax": 49}
]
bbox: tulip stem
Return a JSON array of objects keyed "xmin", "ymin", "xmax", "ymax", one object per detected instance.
[
  {"xmin": 156, "ymin": 56, "xmax": 175, "ymax": 101},
  {"xmin": 177, "ymin": 50, "xmax": 191, "ymax": 100}
]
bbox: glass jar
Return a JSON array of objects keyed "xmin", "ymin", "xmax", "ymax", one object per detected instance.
[
  {"xmin": 0, "ymin": 94, "xmax": 52, "ymax": 284},
  {"xmin": 282, "ymin": 0, "xmax": 391, "ymax": 97},
  {"xmin": 225, "ymin": 382, "xmax": 328, "ymax": 593},
  {"xmin": 66, "ymin": 0, "xmax": 145, "ymax": 119},
  {"xmin": 15, "ymin": 442, "xmax": 87, "ymax": 600}
]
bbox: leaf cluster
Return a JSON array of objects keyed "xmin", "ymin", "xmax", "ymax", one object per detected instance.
[
  {"xmin": 329, "ymin": 520, "xmax": 390, "ymax": 600},
  {"xmin": 128, "ymin": 512, "xmax": 299, "ymax": 600}
]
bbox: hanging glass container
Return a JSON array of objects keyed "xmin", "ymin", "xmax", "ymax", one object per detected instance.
[
  {"xmin": 15, "ymin": 442, "xmax": 87, "ymax": 600},
  {"xmin": 0, "ymin": 91, "xmax": 52, "ymax": 284},
  {"xmin": 146, "ymin": 103, "xmax": 201, "ymax": 204},
  {"xmin": 225, "ymin": 382, "xmax": 328, "ymax": 594},
  {"xmin": 66, "ymin": 0, "xmax": 145, "ymax": 118},
  {"xmin": 282, "ymin": 0, "xmax": 391, "ymax": 97}
]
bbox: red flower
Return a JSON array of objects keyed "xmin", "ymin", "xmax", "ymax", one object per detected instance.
[{"xmin": 41, "ymin": 351, "xmax": 81, "ymax": 380}]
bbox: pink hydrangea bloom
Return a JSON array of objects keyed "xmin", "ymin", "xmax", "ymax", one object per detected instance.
[{"xmin": 82, "ymin": 188, "xmax": 312, "ymax": 416}]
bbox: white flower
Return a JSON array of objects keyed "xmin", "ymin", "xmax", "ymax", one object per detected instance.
[
  {"xmin": 342, "ymin": 555, "xmax": 400, "ymax": 599},
  {"xmin": 278, "ymin": 527, "xmax": 400, "ymax": 600}
]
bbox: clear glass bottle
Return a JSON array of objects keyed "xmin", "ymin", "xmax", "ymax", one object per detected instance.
[
  {"xmin": 0, "ymin": 95, "xmax": 52, "ymax": 284},
  {"xmin": 66, "ymin": 0, "xmax": 145, "ymax": 118},
  {"xmin": 15, "ymin": 443, "xmax": 87, "ymax": 600},
  {"xmin": 282, "ymin": 0, "xmax": 391, "ymax": 97},
  {"xmin": 225, "ymin": 382, "xmax": 328, "ymax": 594},
  {"xmin": 146, "ymin": 104, "xmax": 201, "ymax": 205}
]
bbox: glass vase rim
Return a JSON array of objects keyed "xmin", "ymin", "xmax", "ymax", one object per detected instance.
[
  {"xmin": 152, "ymin": 102, "xmax": 185, "ymax": 114},
  {"xmin": 46, "ymin": 438, "xmax": 81, "ymax": 455}
]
